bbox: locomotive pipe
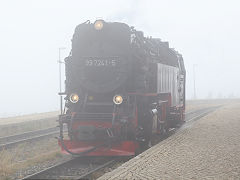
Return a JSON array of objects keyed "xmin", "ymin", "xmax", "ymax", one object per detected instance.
[
  {"xmin": 58, "ymin": 135, "xmax": 104, "ymax": 156},
  {"xmin": 112, "ymin": 104, "xmax": 116, "ymax": 126},
  {"xmin": 58, "ymin": 116, "xmax": 102, "ymax": 156}
]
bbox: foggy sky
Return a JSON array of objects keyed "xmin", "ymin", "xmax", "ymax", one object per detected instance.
[{"xmin": 0, "ymin": 0, "xmax": 239, "ymax": 117}]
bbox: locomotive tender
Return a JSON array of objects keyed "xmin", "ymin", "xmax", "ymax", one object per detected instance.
[{"xmin": 58, "ymin": 20, "xmax": 186, "ymax": 156}]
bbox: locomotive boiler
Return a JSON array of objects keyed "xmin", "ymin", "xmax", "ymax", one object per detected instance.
[{"xmin": 58, "ymin": 20, "xmax": 186, "ymax": 156}]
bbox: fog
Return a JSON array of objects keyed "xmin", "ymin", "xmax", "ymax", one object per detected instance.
[{"xmin": 0, "ymin": 0, "xmax": 239, "ymax": 117}]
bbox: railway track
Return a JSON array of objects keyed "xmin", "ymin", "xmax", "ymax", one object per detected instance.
[
  {"xmin": 18, "ymin": 106, "xmax": 220, "ymax": 180},
  {"xmin": 184, "ymin": 106, "xmax": 220, "ymax": 124},
  {"xmin": 21, "ymin": 157, "xmax": 118, "ymax": 180},
  {"xmin": 0, "ymin": 127, "xmax": 60, "ymax": 150}
]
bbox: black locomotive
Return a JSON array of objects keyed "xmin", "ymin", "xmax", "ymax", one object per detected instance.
[{"xmin": 58, "ymin": 20, "xmax": 186, "ymax": 156}]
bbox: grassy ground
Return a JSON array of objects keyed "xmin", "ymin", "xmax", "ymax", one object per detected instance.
[{"xmin": 0, "ymin": 137, "xmax": 70, "ymax": 180}]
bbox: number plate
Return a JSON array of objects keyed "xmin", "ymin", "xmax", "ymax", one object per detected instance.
[{"xmin": 85, "ymin": 59, "xmax": 118, "ymax": 67}]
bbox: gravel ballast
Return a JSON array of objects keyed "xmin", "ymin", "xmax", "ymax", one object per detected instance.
[{"xmin": 99, "ymin": 102, "xmax": 240, "ymax": 179}]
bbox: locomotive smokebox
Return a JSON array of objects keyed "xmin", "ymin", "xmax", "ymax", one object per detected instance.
[
  {"xmin": 65, "ymin": 56, "xmax": 129, "ymax": 93},
  {"xmin": 65, "ymin": 20, "xmax": 132, "ymax": 94}
]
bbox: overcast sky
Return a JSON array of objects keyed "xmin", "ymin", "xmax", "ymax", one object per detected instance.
[{"xmin": 0, "ymin": 0, "xmax": 239, "ymax": 117}]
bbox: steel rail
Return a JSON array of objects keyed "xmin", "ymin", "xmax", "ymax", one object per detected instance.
[
  {"xmin": 21, "ymin": 158, "xmax": 116, "ymax": 180},
  {"xmin": 20, "ymin": 158, "xmax": 75, "ymax": 180},
  {"xmin": 0, "ymin": 127, "xmax": 58, "ymax": 143},
  {"xmin": 68, "ymin": 159, "xmax": 116, "ymax": 180},
  {"xmin": 0, "ymin": 131, "xmax": 59, "ymax": 150},
  {"xmin": 0, "ymin": 127, "xmax": 67, "ymax": 150}
]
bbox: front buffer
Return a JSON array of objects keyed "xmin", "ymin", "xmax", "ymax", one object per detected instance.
[
  {"xmin": 58, "ymin": 140, "xmax": 138, "ymax": 156},
  {"xmin": 58, "ymin": 110, "xmax": 139, "ymax": 156}
]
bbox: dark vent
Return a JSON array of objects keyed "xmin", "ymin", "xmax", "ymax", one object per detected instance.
[{"xmin": 74, "ymin": 113, "xmax": 113, "ymax": 121}]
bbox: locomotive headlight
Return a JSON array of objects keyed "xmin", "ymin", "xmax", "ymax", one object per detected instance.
[
  {"xmin": 94, "ymin": 20, "xmax": 103, "ymax": 30},
  {"xmin": 69, "ymin": 93, "xmax": 79, "ymax": 103},
  {"xmin": 113, "ymin": 95, "xmax": 123, "ymax": 105}
]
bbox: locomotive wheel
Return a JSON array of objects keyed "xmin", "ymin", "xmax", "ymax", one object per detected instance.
[
  {"xmin": 178, "ymin": 109, "xmax": 185, "ymax": 124},
  {"xmin": 181, "ymin": 109, "xmax": 185, "ymax": 122},
  {"xmin": 159, "ymin": 122, "xmax": 169, "ymax": 136}
]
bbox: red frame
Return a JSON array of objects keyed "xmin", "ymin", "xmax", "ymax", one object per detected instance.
[
  {"xmin": 59, "ymin": 107, "xmax": 139, "ymax": 156},
  {"xmin": 58, "ymin": 140, "xmax": 138, "ymax": 156}
]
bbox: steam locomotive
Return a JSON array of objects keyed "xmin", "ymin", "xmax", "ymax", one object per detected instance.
[{"xmin": 58, "ymin": 20, "xmax": 186, "ymax": 156}]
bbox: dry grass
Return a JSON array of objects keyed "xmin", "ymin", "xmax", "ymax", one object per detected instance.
[
  {"xmin": 0, "ymin": 148, "xmax": 14, "ymax": 178},
  {"xmin": 0, "ymin": 146, "xmax": 24, "ymax": 179},
  {"xmin": 0, "ymin": 112, "xmax": 65, "ymax": 179},
  {"xmin": 0, "ymin": 138, "xmax": 69, "ymax": 180},
  {"xmin": 0, "ymin": 149, "xmax": 62, "ymax": 180}
]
